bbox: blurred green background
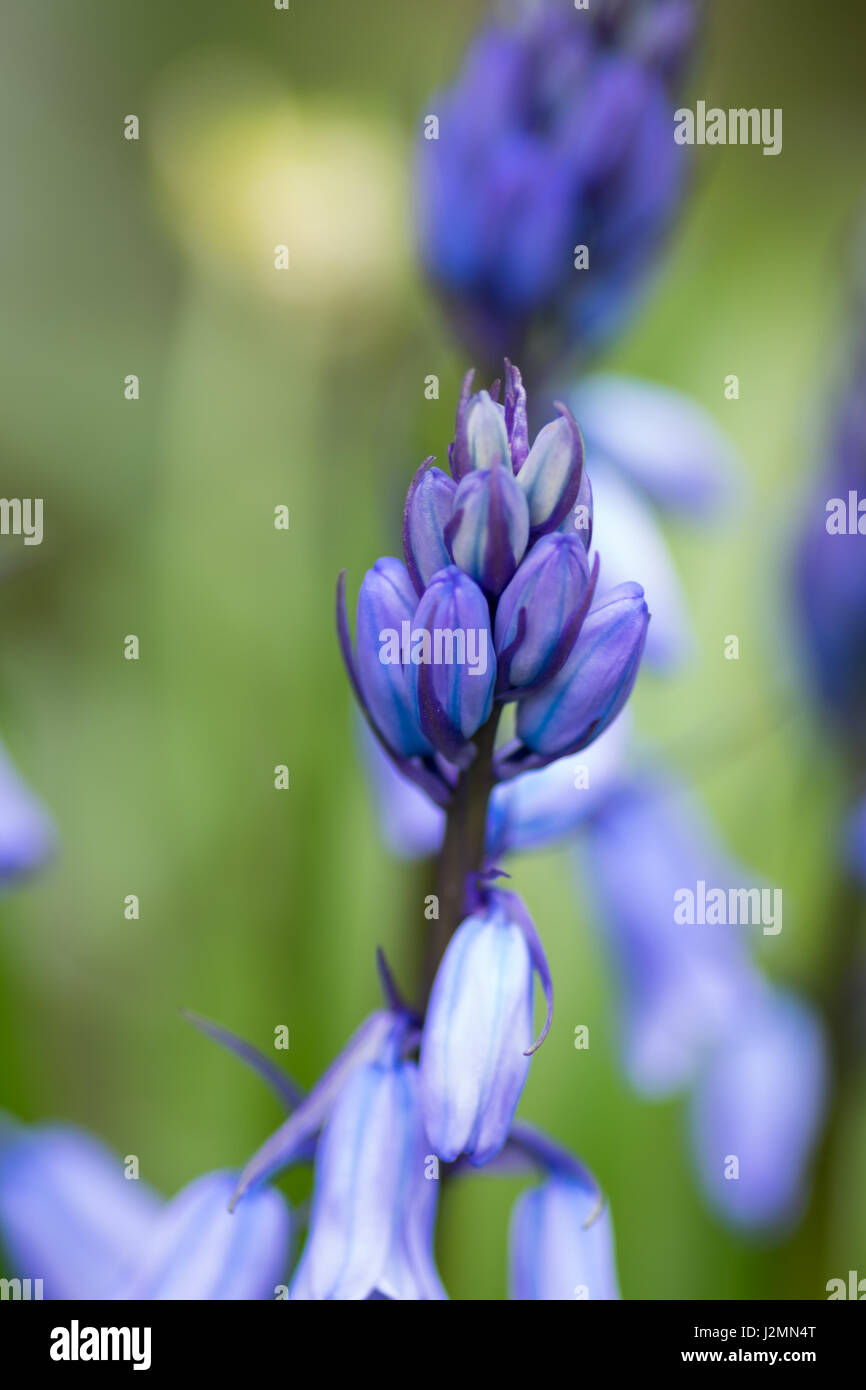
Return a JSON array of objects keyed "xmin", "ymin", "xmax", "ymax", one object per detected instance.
[{"xmin": 1, "ymin": 0, "xmax": 865, "ymax": 1299}]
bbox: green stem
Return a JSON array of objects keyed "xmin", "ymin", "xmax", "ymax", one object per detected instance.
[{"xmin": 420, "ymin": 711, "xmax": 501, "ymax": 1005}]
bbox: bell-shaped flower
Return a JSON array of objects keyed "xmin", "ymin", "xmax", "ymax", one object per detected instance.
[
  {"xmin": 689, "ymin": 987, "xmax": 827, "ymax": 1230},
  {"xmin": 403, "ymin": 463, "xmax": 456, "ymax": 593},
  {"xmin": 420, "ymin": 889, "xmax": 552, "ymax": 1166},
  {"xmin": 515, "ymin": 582, "xmax": 648, "ymax": 760},
  {"xmin": 291, "ymin": 1051, "xmax": 445, "ymax": 1300},
  {"xmin": 577, "ymin": 773, "xmax": 760, "ymax": 1097},
  {"xmin": 494, "ymin": 532, "xmax": 596, "ymax": 694},
  {"xmin": 408, "ymin": 566, "xmax": 496, "ymax": 761},
  {"xmin": 0, "ymin": 1122, "xmax": 289, "ymax": 1299},
  {"xmin": 509, "ymin": 1175, "xmax": 620, "ymax": 1301},
  {"xmin": 515, "ymin": 407, "xmax": 585, "ymax": 539}
]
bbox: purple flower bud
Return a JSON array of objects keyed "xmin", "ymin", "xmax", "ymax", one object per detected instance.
[
  {"xmin": 448, "ymin": 462, "xmax": 530, "ymax": 595},
  {"xmin": 509, "ymin": 1177, "xmax": 620, "ymax": 1301},
  {"xmin": 494, "ymin": 533, "xmax": 595, "ymax": 693},
  {"xmin": 402, "ymin": 464, "xmax": 456, "ymax": 593},
  {"xmin": 516, "ymin": 583, "xmax": 648, "ymax": 758},
  {"xmin": 516, "ymin": 407, "xmax": 585, "ymax": 539},
  {"xmin": 408, "ymin": 566, "xmax": 495, "ymax": 759},
  {"xmin": 466, "ymin": 389, "xmax": 511, "ymax": 471},
  {"xmin": 291, "ymin": 1054, "xmax": 445, "ymax": 1300},
  {"xmin": 420, "ymin": 890, "xmax": 552, "ymax": 1166},
  {"xmin": 355, "ymin": 558, "xmax": 432, "ymax": 758}
]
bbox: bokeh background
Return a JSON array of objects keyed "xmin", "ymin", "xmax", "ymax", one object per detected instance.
[{"xmin": 1, "ymin": 0, "xmax": 865, "ymax": 1299}]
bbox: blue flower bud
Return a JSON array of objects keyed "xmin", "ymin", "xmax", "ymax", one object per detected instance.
[
  {"xmin": 516, "ymin": 406, "xmax": 585, "ymax": 539},
  {"xmin": 448, "ymin": 462, "xmax": 530, "ymax": 594},
  {"xmin": 403, "ymin": 463, "xmax": 456, "ymax": 593},
  {"xmin": 494, "ymin": 533, "xmax": 595, "ymax": 693},
  {"xmin": 420, "ymin": 890, "xmax": 552, "ymax": 1165},
  {"xmin": 509, "ymin": 1177, "xmax": 620, "ymax": 1301},
  {"xmin": 408, "ymin": 566, "xmax": 495, "ymax": 759},
  {"xmin": 516, "ymin": 583, "xmax": 648, "ymax": 758},
  {"xmin": 355, "ymin": 557, "xmax": 432, "ymax": 758}
]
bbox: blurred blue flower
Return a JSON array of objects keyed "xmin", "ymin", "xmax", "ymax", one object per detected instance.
[
  {"xmin": 565, "ymin": 373, "xmax": 738, "ymax": 669},
  {"xmin": 420, "ymin": 888, "xmax": 552, "ymax": 1165},
  {"xmin": 417, "ymin": 0, "xmax": 696, "ymax": 373},
  {"xmin": 689, "ymin": 987, "xmax": 828, "ymax": 1230},
  {"xmin": 0, "ymin": 1122, "xmax": 289, "ymax": 1299},
  {"xmin": 796, "ymin": 335, "xmax": 866, "ymax": 741},
  {"xmin": 578, "ymin": 772, "xmax": 762, "ymax": 1097},
  {"xmin": 0, "ymin": 741, "xmax": 55, "ymax": 885}
]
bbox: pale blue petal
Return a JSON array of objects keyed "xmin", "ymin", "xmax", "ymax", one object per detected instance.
[
  {"xmin": 0, "ymin": 1124, "xmax": 161, "ymax": 1299},
  {"xmin": 122, "ymin": 1170, "xmax": 289, "ymax": 1300}
]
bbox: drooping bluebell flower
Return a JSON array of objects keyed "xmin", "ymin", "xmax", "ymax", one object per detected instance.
[
  {"xmin": 577, "ymin": 772, "xmax": 759, "ymax": 1097},
  {"xmin": 417, "ymin": 0, "xmax": 696, "ymax": 373},
  {"xmin": 512, "ymin": 582, "xmax": 649, "ymax": 764},
  {"xmin": 689, "ymin": 987, "xmax": 827, "ymax": 1230},
  {"xmin": 225, "ymin": 999, "xmax": 446, "ymax": 1301},
  {"xmin": 509, "ymin": 1176, "xmax": 620, "ymax": 1301},
  {"xmin": 420, "ymin": 888, "xmax": 552, "ymax": 1166},
  {"xmin": 291, "ymin": 1048, "xmax": 445, "ymax": 1300},
  {"xmin": 0, "ymin": 740, "xmax": 55, "ymax": 885},
  {"xmin": 0, "ymin": 1122, "xmax": 290, "ymax": 1300}
]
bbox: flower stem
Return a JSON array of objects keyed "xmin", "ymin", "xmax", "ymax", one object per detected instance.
[{"xmin": 421, "ymin": 711, "xmax": 501, "ymax": 1005}]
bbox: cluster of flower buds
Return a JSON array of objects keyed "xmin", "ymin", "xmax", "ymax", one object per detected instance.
[
  {"xmin": 417, "ymin": 0, "xmax": 697, "ymax": 373},
  {"xmin": 338, "ymin": 360, "xmax": 649, "ymax": 801}
]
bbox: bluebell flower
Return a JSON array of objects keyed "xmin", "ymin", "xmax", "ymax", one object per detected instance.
[
  {"xmin": 513, "ymin": 582, "xmax": 649, "ymax": 764},
  {"xmin": 447, "ymin": 460, "xmax": 529, "ymax": 594},
  {"xmin": 509, "ymin": 1176, "xmax": 620, "ymax": 1301},
  {"xmin": 0, "ymin": 741, "xmax": 55, "ymax": 885},
  {"xmin": 689, "ymin": 987, "xmax": 827, "ymax": 1230},
  {"xmin": 0, "ymin": 1122, "xmax": 290, "ymax": 1299},
  {"xmin": 420, "ymin": 889, "xmax": 552, "ymax": 1165},
  {"xmin": 577, "ymin": 772, "xmax": 758, "ymax": 1096},
  {"xmin": 291, "ymin": 1052, "xmax": 445, "ymax": 1300},
  {"xmin": 417, "ymin": 0, "xmax": 696, "ymax": 373},
  {"xmin": 226, "ymin": 1004, "xmax": 446, "ymax": 1301}
]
